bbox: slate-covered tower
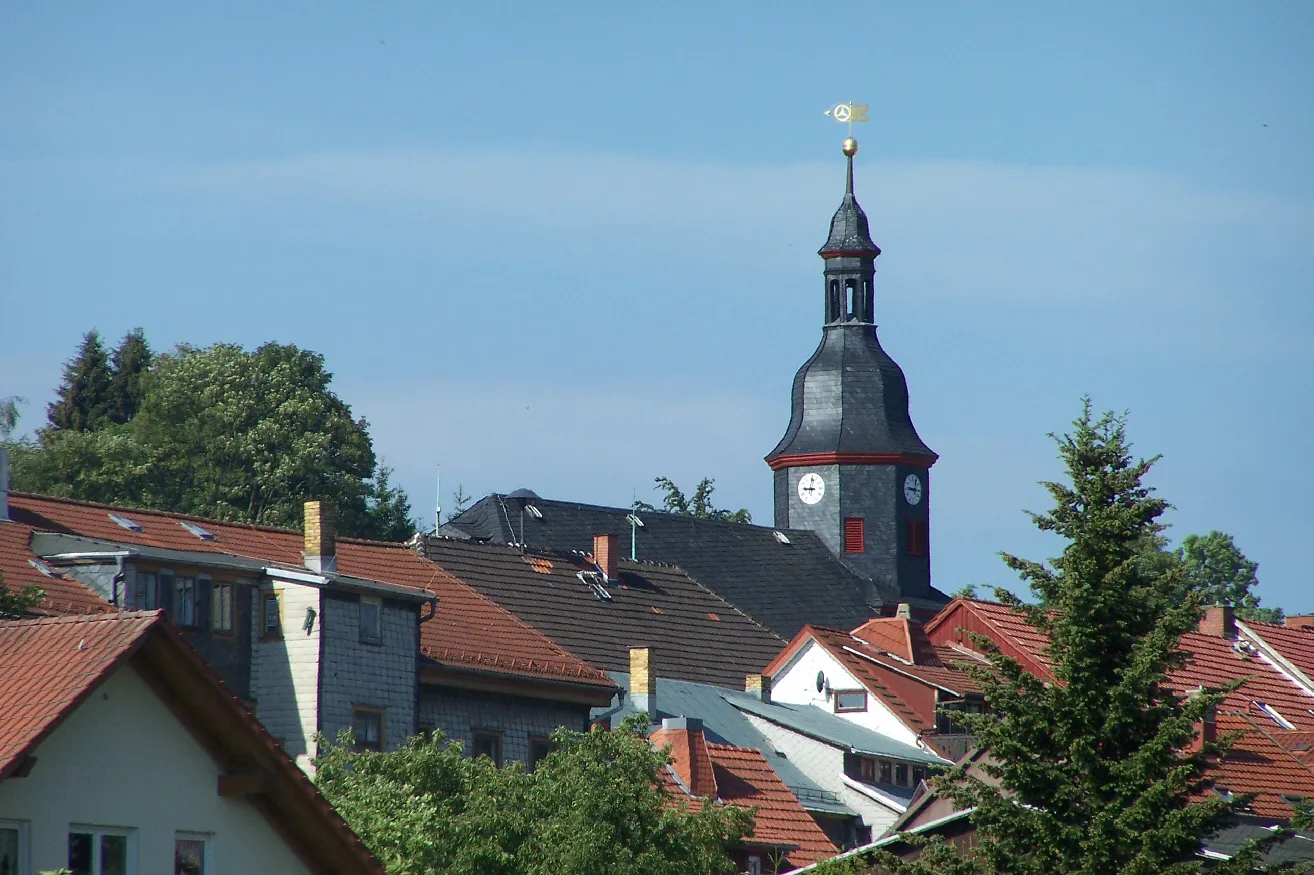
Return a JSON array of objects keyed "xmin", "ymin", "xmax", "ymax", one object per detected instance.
[{"xmin": 766, "ymin": 138, "xmax": 938, "ymax": 603}]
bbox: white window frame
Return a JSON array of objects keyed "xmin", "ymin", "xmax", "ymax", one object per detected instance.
[
  {"xmin": 352, "ymin": 706, "xmax": 386, "ymax": 752},
  {"xmin": 175, "ymin": 830, "xmax": 213, "ymax": 875},
  {"xmin": 211, "ymin": 581, "xmax": 234, "ymax": 635},
  {"xmin": 175, "ymin": 574, "xmax": 198, "ymax": 627},
  {"xmin": 261, "ymin": 590, "xmax": 282, "ymax": 639},
  {"xmin": 68, "ymin": 824, "xmax": 137, "ymax": 875},
  {"xmin": 359, "ymin": 596, "xmax": 383, "ymax": 644},
  {"xmin": 0, "ymin": 819, "xmax": 29, "ymax": 875}
]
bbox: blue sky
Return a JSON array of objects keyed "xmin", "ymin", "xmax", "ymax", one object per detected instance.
[{"xmin": 2, "ymin": 3, "xmax": 1312, "ymax": 609}]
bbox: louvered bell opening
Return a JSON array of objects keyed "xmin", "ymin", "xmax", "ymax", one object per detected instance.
[
  {"xmin": 843, "ymin": 518, "xmax": 864, "ymax": 554},
  {"xmin": 906, "ymin": 519, "xmax": 928, "ymax": 557}
]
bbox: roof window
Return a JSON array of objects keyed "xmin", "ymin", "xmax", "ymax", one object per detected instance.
[
  {"xmin": 524, "ymin": 504, "xmax": 543, "ymax": 520},
  {"xmin": 1253, "ymin": 700, "xmax": 1296, "ymax": 730},
  {"xmin": 772, "ymin": 531, "xmax": 791, "ymax": 545},
  {"xmin": 626, "ymin": 513, "xmax": 644, "ymax": 528},
  {"xmin": 108, "ymin": 512, "xmax": 143, "ymax": 532},
  {"xmin": 28, "ymin": 559, "xmax": 65, "ymax": 579},
  {"xmin": 179, "ymin": 521, "xmax": 216, "ymax": 541}
]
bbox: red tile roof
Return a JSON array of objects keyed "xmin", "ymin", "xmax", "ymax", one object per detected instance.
[
  {"xmin": 6, "ymin": 493, "xmax": 612, "ymax": 691},
  {"xmin": 0, "ymin": 504, "xmax": 116, "ymax": 615},
  {"xmin": 1212, "ymin": 713, "xmax": 1314, "ymax": 818},
  {"xmin": 0, "ymin": 611, "xmax": 384, "ymax": 874}
]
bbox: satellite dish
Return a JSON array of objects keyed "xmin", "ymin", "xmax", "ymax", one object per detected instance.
[{"xmin": 816, "ymin": 670, "xmax": 826, "ymax": 694}]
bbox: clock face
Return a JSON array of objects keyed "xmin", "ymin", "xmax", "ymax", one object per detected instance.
[
  {"xmin": 903, "ymin": 473, "xmax": 924, "ymax": 506},
  {"xmin": 797, "ymin": 472, "xmax": 825, "ymax": 505}
]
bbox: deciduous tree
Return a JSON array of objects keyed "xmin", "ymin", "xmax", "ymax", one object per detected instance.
[
  {"xmin": 635, "ymin": 476, "xmax": 751, "ymax": 523},
  {"xmin": 1177, "ymin": 531, "xmax": 1279, "ymax": 623}
]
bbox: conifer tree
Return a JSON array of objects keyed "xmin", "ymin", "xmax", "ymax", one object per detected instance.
[
  {"xmin": 44, "ymin": 330, "xmax": 114, "ymax": 435},
  {"xmin": 107, "ymin": 328, "xmax": 152, "ymax": 424},
  {"xmin": 862, "ymin": 400, "xmax": 1305, "ymax": 875}
]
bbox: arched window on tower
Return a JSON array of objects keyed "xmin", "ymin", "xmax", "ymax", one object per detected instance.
[
  {"xmin": 862, "ymin": 279, "xmax": 873, "ymax": 322},
  {"xmin": 828, "ymin": 281, "xmax": 840, "ymax": 322},
  {"xmin": 845, "ymin": 280, "xmax": 857, "ymax": 320}
]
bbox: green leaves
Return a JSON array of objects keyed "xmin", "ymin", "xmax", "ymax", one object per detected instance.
[
  {"xmin": 0, "ymin": 568, "xmax": 43, "ymax": 619},
  {"xmin": 634, "ymin": 477, "xmax": 752, "ymax": 524},
  {"xmin": 313, "ymin": 719, "xmax": 751, "ymax": 875}
]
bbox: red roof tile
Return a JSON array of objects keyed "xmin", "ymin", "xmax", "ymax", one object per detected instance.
[
  {"xmin": 0, "ymin": 505, "xmax": 116, "ymax": 615},
  {"xmin": 8, "ymin": 493, "xmax": 612, "ymax": 690}
]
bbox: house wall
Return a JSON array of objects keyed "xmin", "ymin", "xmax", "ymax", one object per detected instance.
[
  {"xmin": 251, "ymin": 580, "xmax": 321, "ymax": 771},
  {"xmin": 418, "ymin": 685, "xmax": 591, "ymax": 764},
  {"xmin": 743, "ymin": 713, "xmax": 901, "ymax": 836},
  {"xmin": 319, "ymin": 592, "xmax": 418, "ymax": 751},
  {"xmin": 0, "ymin": 664, "xmax": 312, "ymax": 875},
  {"xmin": 770, "ymin": 640, "xmax": 923, "ymax": 748}
]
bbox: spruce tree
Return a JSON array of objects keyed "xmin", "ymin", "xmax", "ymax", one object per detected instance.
[
  {"xmin": 107, "ymin": 327, "xmax": 152, "ymax": 424},
  {"xmin": 45, "ymin": 330, "xmax": 114, "ymax": 435},
  {"xmin": 867, "ymin": 400, "xmax": 1303, "ymax": 875}
]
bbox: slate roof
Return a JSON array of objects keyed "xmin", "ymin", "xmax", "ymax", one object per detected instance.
[
  {"xmin": 443, "ymin": 494, "xmax": 895, "ymax": 638},
  {"xmin": 0, "ymin": 611, "xmax": 383, "ymax": 874},
  {"xmin": 422, "ymin": 536, "xmax": 785, "ymax": 688},
  {"xmin": 817, "ymin": 156, "xmax": 881, "ymax": 259},
  {"xmin": 6, "ymin": 492, "xmax": 611, "ymax": 692}
]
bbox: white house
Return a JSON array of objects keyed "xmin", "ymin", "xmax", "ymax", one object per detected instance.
[{"xmin": 0, "ymin": 611, "xmax": 381, "ymax": 875}]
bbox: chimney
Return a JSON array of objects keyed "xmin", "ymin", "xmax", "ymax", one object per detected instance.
[
  {"xmin": 0, "ymin": 448, "xmax": 9, "ymax": 522},
  {"xmin": 630, "ymin": 647, "xmax": 656, "ymax": 717},
  {"xmin": 1286, "ymin": 616, "xmax": 1314, "ymax": 631},
  {"xmin": 304, "ymin": 501, "xmax": 337, "ymax": 573},
  {"xmin": 1199, "ymin": 605, "xmax": 1236, "ymax": 638},
  {"xmin": 593, "ymin": 533, "xmax": 618, "ymax": 581},
  {"xmin": 895, "ymin": 603, "xmax": 912, "ymax": 619},
  {"xmin": 1186, "ymin": 687, "xmax": 1218, "ymax": 753},
  {"xmin": 745, "ymin": 673, "xmax": 771, "ymax": 703},
  {"xmin": 651, "ymin": 717, "xmax": 718, "ymax": 799}
]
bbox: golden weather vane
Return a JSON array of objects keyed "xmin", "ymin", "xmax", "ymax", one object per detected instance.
[{"xmin": 824, "ymin": 102, "xmax": 869, "ymax": 156}]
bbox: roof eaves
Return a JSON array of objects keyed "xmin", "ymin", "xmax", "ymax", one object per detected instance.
[{"xmin": 841, "ymin": 644, "xmax": 964, "ymax": 696}]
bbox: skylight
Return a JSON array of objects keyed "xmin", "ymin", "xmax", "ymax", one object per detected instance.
[
  {"xmin": 1253, "ymin": 700, "xmax": 1296, "ymax": 730},
  {"xmin": 179, "ymin": 521, "xmax": 216, "ymax": 541},
  {"xmin": 108, "ymin": 512, "xmax": 143, "ymax": 532},
  {"xmin": 772, "ymin": 531, "xmax": 791, "ymax": 545},
  {"xmin": 28, "ymin": 559, "xmax": 64, "ymax": 579},
  {"xmin": 524, "ymin": 504, "xmax": 543, "ymax": 520},
  {"xmin": 625, "ymin": 513, "xmax": 644, "ymax": 528}
]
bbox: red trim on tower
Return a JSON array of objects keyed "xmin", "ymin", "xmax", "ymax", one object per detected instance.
[{"xmin": 766, "ymin": 452, "xmax": 938, "ymax": 471}]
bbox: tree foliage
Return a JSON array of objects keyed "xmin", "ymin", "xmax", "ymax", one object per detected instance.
[
  {"xmin": 313, "ymin": 718, "xmax": 753, "ymax": 875},
  {"xmin": 867, "ymin": 401, "xmax": 1303, "ymax": 875},
  {"xmin": 1177, "ymin": 531, "xmax": 1279, "ymax": 623},
  {"xmin": 0, "ymin": 568, "xmax": 43, "ymax": 619},
  {"xmin": 9, "ymin": 335, "xmax": 415, "ymax": 541},
  {"xmin": 44, "ymin": 330, "xmax": 115, "ymax": 435},
  {"xmin": 635, "ymin": 477, "xmax": 751, "ymax": 524}
]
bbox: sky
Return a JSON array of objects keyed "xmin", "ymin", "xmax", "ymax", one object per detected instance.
[{"xmin": 2, "ymin": 3, "xmax": 1312, "ymax": 609}]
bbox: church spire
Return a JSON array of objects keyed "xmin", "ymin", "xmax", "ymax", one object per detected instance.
[{"xmin": 819, "ymin": 138, "xmax": 880, "ymax": 323}]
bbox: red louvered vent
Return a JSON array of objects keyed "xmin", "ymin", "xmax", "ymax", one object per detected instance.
[
  {"xmin": 907, "ymin": 519, "xmax": 929, "ymax": 557},
  {"xmin": 843, "ymin": 518, "xmax": 864, "ymax": 553}
]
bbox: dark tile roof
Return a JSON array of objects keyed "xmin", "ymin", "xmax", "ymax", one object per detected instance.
[
  {"xmin": 444, "ymin": 494, "xmax": 910, "ymax": 639},
  {"xmin": 421, "ymin": 536, "xmax": 786, "ymax": 689}
]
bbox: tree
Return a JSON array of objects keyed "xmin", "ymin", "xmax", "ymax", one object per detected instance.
[
  {"xmin": 1177, "ymin": 531, "xmax": 1279, "ymax": 623},
  {"xmin": 313, "ymin": 718, "xmax": 753, "ymax": 875},
  {"xmin": 869, "ymin": 401, "xmax": 1301, "ymax": 875},
  {"xmin": 355, "ymin": 465, "xmax": 417, "ymax": 542},
  {"xmin": 635, "ymin": 477, "xmax": 751, "ymax": 524},
  {"xmin": 107, "ymin": 328, "xmax": 152, "ymax": 424},
  {"xmin": 0, "ymin": 568, "xmax": 43, "ymax": 619},
  {"xmin": 0, "ymin": 396, "xmax": 23, "ymax": 440},
  {"xmin": 448, "ymin": 483, "xmax": 472, "ymax": 521},
  {"xmin": 45, "ymin": 330, "xmax": 114, "ymax": 435}
]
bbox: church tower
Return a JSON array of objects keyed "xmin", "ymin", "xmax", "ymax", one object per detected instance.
[{"xmin": 766, "ymin": 137, "xmax": 938, "ymax": 604}]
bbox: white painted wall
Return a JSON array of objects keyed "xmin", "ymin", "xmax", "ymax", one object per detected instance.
[
  {"xmin": 770, "ymin": 641, "xmax": 922, "ymax": 747},
  {"xmin": 0, "ymin": 664, "xmax": 312, "ymax": 875},
  {"xmin": 251, "ymin": 580, "xmax": 322, "ymax": 772},
  {"xmin": 743, "ymin": 713, "xmax": 901, "ymax": 836}
]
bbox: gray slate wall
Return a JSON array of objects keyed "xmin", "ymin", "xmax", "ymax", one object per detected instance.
[
  {"xmin": 418, "ymin": 686, "xmax": 591, "ymax": 765},
  {"xmin": 319, "ymin": 592, "xmax": 419, "ymax": 751}
]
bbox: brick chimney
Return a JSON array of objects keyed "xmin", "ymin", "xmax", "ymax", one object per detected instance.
[
  {"xmin": 0, "ymin": 447, "xmax": 9, "ymax": 523},
  {"xmin": 593, "ymin": 533, "xmax": 618, "ymax": 581},
  {"xmin": 304, "ymin": 501, "xmax": 337, "ymax": 573},
  {"xmin": 630, "ymin": 646, "xmax": 656, "ymax": 717},
  {"xmin": 1199, "ymin": 605, "xmax": 1236, "ymax": 638},
  {"xmin": 1186, "ymin": 687, "xmax": 1218, "ymax": 753},
  {"xmin": 651, "ymin": 717, "xmax": 718, "ymax": 799},
  {"xmin": 1286, "ymin": 616, "xmax": 1314, "ymax": 631},
  {"xmin": 745, "ymin": 673, "xmax": 771, "ymax": 703}
]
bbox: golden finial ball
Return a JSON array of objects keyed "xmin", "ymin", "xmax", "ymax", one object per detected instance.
[{"xmin": 842, "ymin": 137, "xmax": 858, "ymax": 157}]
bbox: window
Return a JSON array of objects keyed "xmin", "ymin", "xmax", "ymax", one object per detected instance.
[
  {"xmin": 175, "ymin": 833, "xmax": 210, "ymax": 875},
  {"xmin": 108, "ymin": 512, "xmax": 143, "ymax": 532},
  {"xmin": 835, "ymin": 689, "xmax": 868, "ymax": 713},
  {"xmin": 894, "ymin": 763, "xmax": 909, "ymax": 787},
  {"xmin": 211, "ymin": 582, "xmax": 233, "ymax": 634},
  {"xmin": 174, "ymin": 576, "xmax": 197, "ymax": 626},
  {"xmin": 135, "ymin": 571, "xmax": 159, "ymax": 610},
  {"xmin": 912, "ymin": 766, "xmax": 926, "ymax": 786},
  {"xmin": 471, "ymin": 730, "xmax": 503, "ymax": 766},
  {"xmin": 68, "ymin": 827, "xmax": 133, "ymax": 875},
  {"xmin": 906, "ymin": 519, "xmax": 929, "ymax": 557},
  {"xmin": 843, "ymin": 518, "xmax": 864, "ymax": 553},
  {"xmin": 529, "ymin": 736, "xmax": 555, "ymax": 771},
  {"xmin": 879, "ymin": 760, "xmax": 892, "ymax": 784},
  {"xmin": 159, "ymin": 571, "xmax": 175, "ymax": 617},
  {"xmin": 0, "ymin": 820, "xmax": 28, "ymax": 875},
  {"xmin": 859, "ymin": 757, "xmax": 876, "ymax": 782},
  {"xmin": 180, "ymin": 521, "xmax": 216, "ymax": 541},
  {"xmin": 746, "ymin": 855, "xmax": 763, "ymax": 875},
  {"xmin": 352, "ymin": 708, "xmax": 385, "ymax": 752},
  {"xmin": 262, "ymin": 592, "xmax": 281, "ymax": 639},
  {"xmin": 360, "ymin": 597, "xmax": 382, "ymax": 644}
]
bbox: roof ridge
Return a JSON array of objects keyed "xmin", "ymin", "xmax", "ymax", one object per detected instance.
[
  {"xmin": 11, "ymin": 491, "xmax": 303, "ymax": 537},
  {"xmin": 0, "ymin": 609, "xmax": 162, "ymax": 629}
]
